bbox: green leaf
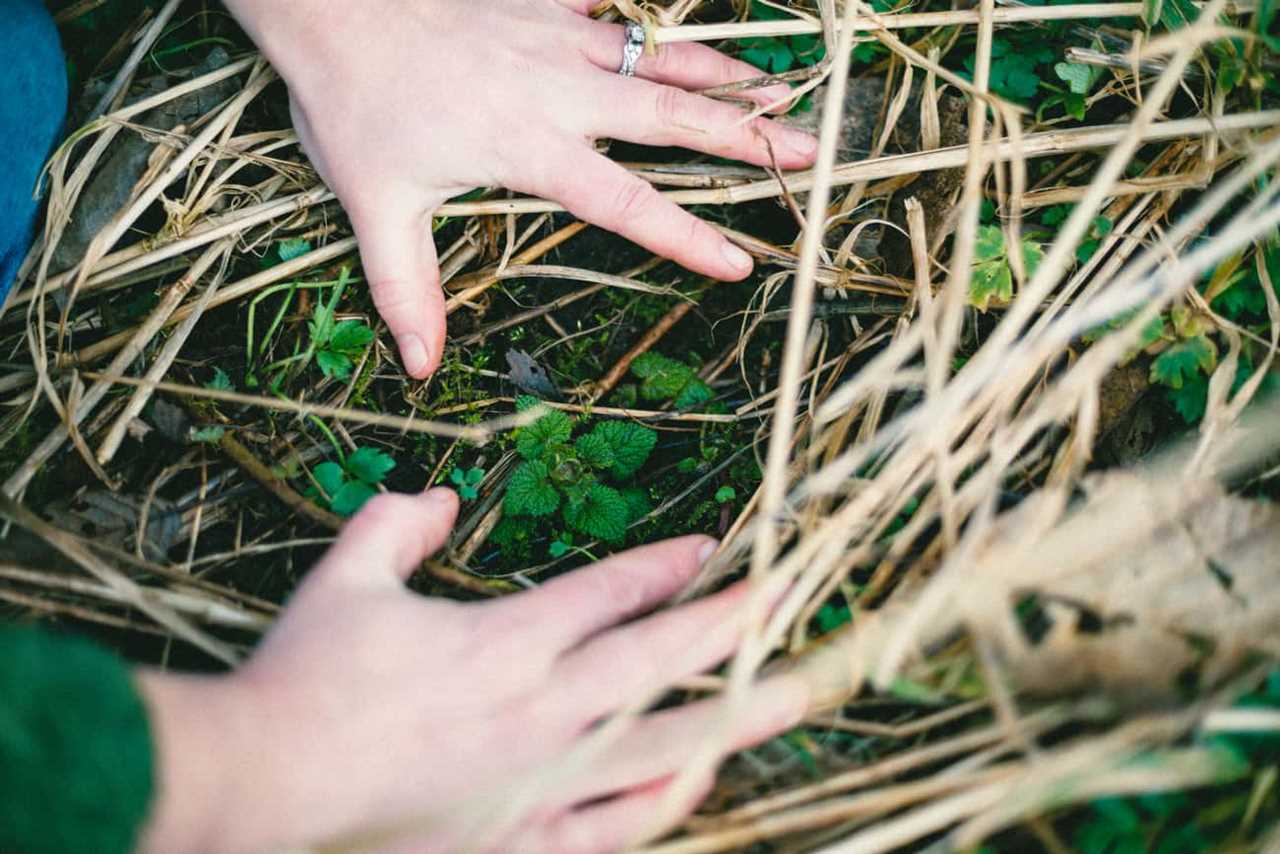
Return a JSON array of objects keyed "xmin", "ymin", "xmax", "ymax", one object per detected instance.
[
  {"xmin": 591, "ymin": 421, "xmax": 658, "ymax": 478},
  {"xmin": 329, "ymin": 320, "xmax": 375, "ymax": 356},
  {"xmin": 313, "ymin": 462, "xmax": 347, "ymax": 500},
  {"xmin": 347, "ymin": 447, "xmax": 396, "ymax": 485},
  {"xmin": 276, "ymin": 238, "xmax": 313, "ymax": 263},
  {"xmin": 564, "ymin": 483, "xmax": 630, "ymax": 542},
  {"xmin": 970, "ymin": 260, "xmax": 1013, "ymax": 311},
  {"xmin": 620, "ymin": 487, "xmax": 652, "ymax": 522},
  {"xmin": 190, "ymin": 426, "xmax": 226, "ymax": 444},
  {"xmin": 674, "ymin": 378, "xmax": 715, "ymax": 410},
  {"xmin": 316, "ymin": 349, "xmax": 354, "ymax": 380},
  {"xmin": 1168, "ymin": 374, "xmax": 1209, "ymax": 423},
  {"xmin": 974, "ymin": 225, "xmax": 1006, "ymax": 262},
  {"xmin": 515, "ymin": 409, "xmax": 574, "ymax": 461},
  {"xmin": 549, "ymin": 536, "xmax": 572, "ymax": 558},
  {"xmin": 574, "ymin": 432, "xmax": 615, "ymax": 470},
  {"xmin": 331, "ymin": 481, "xmax": 377, "ymax": 517},
  {"xmin": 207, "ymin": 367, "xmax": 233, "ymax": 392},
  {"xmin": 309, "ymin": 300, "xmax": 337, "ymax": 349},
  {"xmin": 1054, "ymin": 62, "xmax": 1095, "ymax": 95},
  {"xmin": 632, "ymin": 352, "xmax": 697, "ymax": 401},
  {"xmin": 1020, "ymin": 239, "xmax": 1044, "ymax": 279},
  {"xmin": 505, "ymin": 461, "xmax": 561, "ymax": 517},
  {"xmin": 1144, "ymin": 0, "xmax": 1165, "ymax": 28},
  {"xmin": 1151, "ymin": 336, "xmax": 1218, "ymax": 390},
  {"xmin": 715, "ymin": 486, "xmax": 738, "ymax": 504}
]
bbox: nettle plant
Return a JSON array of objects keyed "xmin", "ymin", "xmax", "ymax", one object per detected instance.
[{"xmin": 497, "ymin": 398, "xmax": 656, "ymax": 553}]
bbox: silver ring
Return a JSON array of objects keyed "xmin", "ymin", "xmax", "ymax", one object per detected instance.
[{"xmin": 619, "ymin": 21, "xmax": 644, "ymax": 77}]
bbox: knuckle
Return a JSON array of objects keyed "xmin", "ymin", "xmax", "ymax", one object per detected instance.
[
  {"xmin": 653, "ymin": 85, "xmax": 687, "ymax": 130},
  {"xmin": 610, "ymin": 177, "xmax": 658, "ymax": 225}
]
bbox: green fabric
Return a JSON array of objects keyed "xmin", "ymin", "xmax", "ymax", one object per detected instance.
[{"xmin": 0, "ymin": 624, "xmax": 153, "ymax": 854}]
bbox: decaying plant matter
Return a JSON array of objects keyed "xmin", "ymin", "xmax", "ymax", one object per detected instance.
[{"xmin": 3, "ymin": 0, "xmax": 1279, "ymax": 850}]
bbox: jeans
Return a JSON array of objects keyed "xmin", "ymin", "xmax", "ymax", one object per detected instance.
[{"xmin": 0, "ymin": 0, "xmax": 67, "ymax": 298}]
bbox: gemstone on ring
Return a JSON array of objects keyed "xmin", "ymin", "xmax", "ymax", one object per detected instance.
[{"xmin": 619, "ymin": 21, "xmax": 644, "ymax": 77}]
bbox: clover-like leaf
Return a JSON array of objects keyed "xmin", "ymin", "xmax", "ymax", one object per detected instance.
[
  {"xmin": 316, "ymin": 349, "xmax": 355, "ymax": 380},
  {"xmin": 331, "ymin": 481, "xmax": 378, "ymax": 517},
  {"xmin": 590, "ymin": 421, "xmax": 657, "ymax": 479},
  {"xmin": 1054, "ymin": 61, "xmax": 1095, "ymax": 95},
  {"xmin": 329, "ymin": 319, "xmax": 375, "ymax": 356},
  {"xmin": 970, "ymin": 260, "xmax": 1013, "ymax": 311},
  {"xmin": 1151, "ymin": 335, "xmax": 1218, "ymax": 390},
  {"xmin": 346, "ymin": 447, "xmax": 396, "ymax": 486},
  {"xmin": 505, "ymin": 461, "xmax": 561, "ymax": 517},
  {"xmin": 974, "ymin": 225, "xmax": 1006, "ymax": 263},
  {"xmin": 312, "ymin": 462, "xmax": 347, "ymax": 500}
]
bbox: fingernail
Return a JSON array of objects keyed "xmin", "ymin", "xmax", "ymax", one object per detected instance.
[
  {"xmin": 398, "ymin": 333, "xmax": 429, "ymax": 377},
  {"xmin": 697, "ymin": 539, "xmax": 720, "ymax": 565},
  {"xmin": 721, "ymin": 242, "xmax": 753, "ymax": 276},
  {"xmin": 786, "ymin": 129, "xmax": 819, "ymax": 159},
  {"xmin": 424, "ymin": 487, "xmax": 457, "ymax": 511}
]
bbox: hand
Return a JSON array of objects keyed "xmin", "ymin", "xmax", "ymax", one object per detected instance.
[
  {"xmin": 223, "ymin": 0, "xmax": 818, "ymax": 377},
  {"xmin": 138, "ymin": 488, "xmax": 808, "ymax": 854}
]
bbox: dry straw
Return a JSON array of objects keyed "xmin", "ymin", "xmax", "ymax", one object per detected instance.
[{"xmin": 2, "ymin": 0, "xmax": 1279, "ymax": 851}]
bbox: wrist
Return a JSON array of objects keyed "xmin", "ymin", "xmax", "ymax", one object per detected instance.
[{"xmin": 135, "ymin": 670, "xmax": 266, "ymax": 854}]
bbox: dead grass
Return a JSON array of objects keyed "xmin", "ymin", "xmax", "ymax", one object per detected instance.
[{"xmin": 3, "ymin": 0, "xmax": 1280, "ymax": 850}]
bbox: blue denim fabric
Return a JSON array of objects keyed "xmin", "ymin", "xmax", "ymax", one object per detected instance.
[{"xmin": 0, "ymin": 0, "xmax": 67, "ymax": 298}]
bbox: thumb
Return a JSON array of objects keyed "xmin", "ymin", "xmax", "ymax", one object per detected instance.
[
  {"xmin": 316, "ymin": 488, "xmax": 460, "ymax": 587},
  {"xmin": 349, "ymin": 197, "xmax": 447, "ymax": 378}
]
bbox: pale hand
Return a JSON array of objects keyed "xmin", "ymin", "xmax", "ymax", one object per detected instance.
[
  {"xmin": 138, "ymin": 489, "xmax": 809, "ymax": 853},
  {"xmin": 223, "ymin": 0, "xmax": 818, "ymax": 377}
]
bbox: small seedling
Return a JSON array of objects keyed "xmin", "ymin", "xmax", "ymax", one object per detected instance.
[
  {"xmin": 631, "ymin": 352, "xmax": 714, "ymax": 410},
  {"xmin": 308, "ymin": 292, "xmax": 375, "ymax": 381},
  {"xmin": 970, "ymin": 225, "xmax": 1045, "ymax": 311},
  {"xmin": 715, "ymin": 486, "xmax": 737, "ymax": 504},
  {"xmin": 309, "ymin": 446, "xmax": 396, "ymax": 517},
  {"xmin": 500, "ymin": 398, "xmax": 656, "ymax": 545},
  {"xmin": 449, "ymin": 467, "xmax": 485, "ymax": 501}
]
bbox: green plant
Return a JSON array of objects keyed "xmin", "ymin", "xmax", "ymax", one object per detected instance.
[
  {"xmin": 501, "ymin": 400, "xmax": 656, "ymax": 545},
  {"xmin": 631, "ymin": 352, "xmax": 715, "ymax": 409},
  {"xmin": 308, "ymin": 291, "xmax": 375, "ymax": 381},
  {"xmin": 969, "ymin": 225, "xmax": 1045, "ymax": 311},
  {"xmin": 715, "ymin": 485, "xmax": 737, "ymax": 504},
  {"xmin": 309, "ymin": 446, "xmax": 396, "ymax": 517},
  {"xmin": 449, "ymin": 467, "xmax": 485, "ymax": 501},
  {"xmin": 964, "ymin": 36, "xmax": 1054, "ymax": 103}
]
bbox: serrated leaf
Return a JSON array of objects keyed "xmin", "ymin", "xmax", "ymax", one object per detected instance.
[
  {"xmin": 316, "ymin": 349, "xmax": 354, "ymax": 380},
  {"xmin": 575, "ymin": 433, "xmax": 615, "ymax": 470},
  {"xmin": 515, "ymin": 409, "xmax": 574, "ymax": 460},
  {"xmin": 309, "ymin": 301, "xmax": 337, "ymax": 349},
  {"xmin": 505, "ymin": 461, "xmax": 561, "ymax": 517},
  {"xmin": 207, "ymin": 367, "xmax": 233, "ymax": 392},
  {"xmin": 313, "ymin": 462, "xmax": 347, "ymax": 500},
  {"xmin": 1169, "ymin": 374, "xmax": 1209, "ymax": 423},
  {"xmin": 329, "ymin": 320, "xmax": 375, "ymax": 355},
  {"xmin": 974, "ymin": 225, "xmax": 1006, "ymax": 262},
  {"xmin": 564, "ymin": 483, "xmax": 630, "ymax": 542},
  {"xmin": 1054, "ymin": 62, "xmax": 1095, "ymax": 95},
  {"xmin": 331, "ymin": 481, "xmax": 378, "ymax": 517},
  {"xmin": 276, "ymin": 238, "xmax": 313, "ymax": 263},
  {"xmin": 970, "ymin": 260, "xmax": 1013, "ymax": 311},
  {"xmin": 674, "ymin": 378, "xmax": 715, "ymax": 410},
  {"xmin": 1020, "ymin": 239, "xmax": 1044, "ymax": 279},
  {"xmin": 632, "ymin": 352, "xmax": 698, "ymax": 402},
  {"xmin": 620, "ymin": 487, "xmax": 652, "ymax": 522},
  {"xmin": 591, "ymin": 421, "xmax": 657, "ymax": 478},
  {"xmin": 347, "ymin": 447, "xmax": 396, "ymax": 485},
  {"xmin": 1151, "ymin": 336, "xmax": 1218, "ymax": 390}
]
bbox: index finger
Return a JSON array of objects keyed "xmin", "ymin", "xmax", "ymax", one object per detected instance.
[
  {"xmin": 513, "ymin": 144, "xmax": 756, "ymax": 281},
  {"xmin": 487, "ymin": 535, "xmax": 717, "ymax": 653}
]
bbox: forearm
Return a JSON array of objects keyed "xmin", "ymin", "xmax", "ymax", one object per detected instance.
[{"xmin": 135, "ymin": 671, "xmax": 267, "ymax": 854}]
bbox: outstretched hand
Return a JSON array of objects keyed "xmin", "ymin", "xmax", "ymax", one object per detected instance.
[
  {"xmin": 224, "ymin": 0, "xmax": 818, "ymax": 377},
  {"xmin": 138, "ymin": 488, "xmax": 808, "ymax": 854}
]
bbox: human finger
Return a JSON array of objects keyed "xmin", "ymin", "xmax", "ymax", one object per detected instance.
[
  {"xmin": 486, "ymin": 535, "xmax": 716, "ymax": 653},
  {"xmin": 348, "ymin": 195, "xmax": 446, "ymax": 379},
  {"xmin": 515, "ymin": 774, "xmax": 714, "ymax": 854},
  {"xmin": 312, "ymin": 488, "xmax": 460, "ymax": 587},
  {"xmin": 556, "ymin": 674, "xmax": 808, "ymax": 806},
  {"xmin": 593, "ymin": 77, "xmax": 817, "ymax": 169},
  {"xmin": 552, "ymin": 579, "xmax": 761, "ymax": 723},
  {"xmin": 581, "ymin": 21, "xmax": 796, "ymax": 113},
  {"xmin": 512, "ymin": 146, "xmax": 755, "ymax": 281}
]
